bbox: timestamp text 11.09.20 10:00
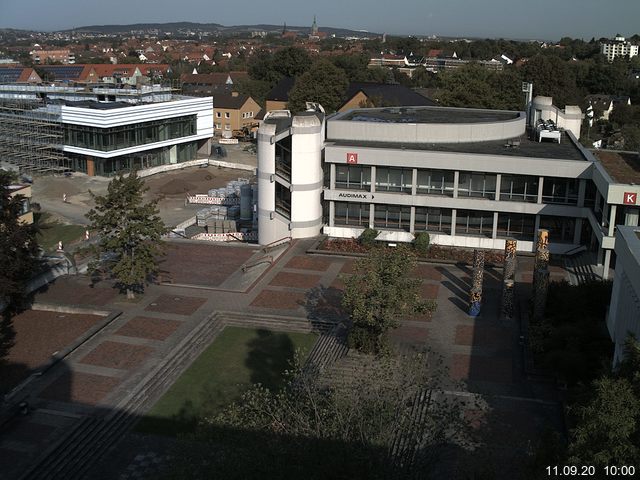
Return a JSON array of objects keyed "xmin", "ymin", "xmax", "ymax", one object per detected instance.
[{"xmin": 546, "ymin": 465, "xmax": 636, "ymax": 476}]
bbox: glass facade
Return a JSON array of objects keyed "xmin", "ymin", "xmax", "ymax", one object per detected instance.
[
  {"xmin": 64, "ymin": 115, "xmax": 197, "ymax": 152},
  {"xmin": 414, "ymin": 207, "xmax": 452, "ymax": 234},
  {"xmin": 457, "ymin": 172, "xmax": 497, "ymax": 199},
  {"xmin": 275, "ymin": 182, "xmax": 291, "ymax": 219},
  {"xmin": 374, "ymin": 204, "xmax": 411, "ymax": 231},
  {"xmin": 416, "ymin": 169, "xmax": 455, "ymax": 196},
  {"xmin": 539, "ymin": 215, "xmax": 576, "ymax": 243},
  {"xmin": 275, "ymin": 137, "xmax": 292, "ymax": 181},
  {"xmin": 500, "ymin": 175, "xmax": 539, "ymax": 203},
  {"xmin": 334, "ymin": 201, "xmax": 369, "ymax": 226},
  {"xmin": 335, "ymin": 165, "xmax": 371, "ymax": 190},
  {"xmin": 496, "ymin": 213, "xmax": 536, "ymax": 240},
  {"xmin": 375, "ymin": 167, "xmax": 412, "ymax": 193},
  {"xmin": 456, "ymin": 209, "xmax": 494, "ymax": 237},
  {"xmin": 542, "ymin": 177, "xmax": 579, "ymax": 205}
]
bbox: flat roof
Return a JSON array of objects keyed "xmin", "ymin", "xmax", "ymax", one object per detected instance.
[
  {"xmin": 592, "ymin": 150, "xmax": 640, "ymax": 184},
  {"xmin": 329, "ymin": 130, "xmax": 586, "ymax": 161},
  {"xmin": 335, "ymin": 106, "xmax": 519, "ymax": 124}
]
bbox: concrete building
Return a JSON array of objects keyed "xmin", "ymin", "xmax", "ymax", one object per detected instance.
[
  {"xmin": 257, "ymin": 98, "xmax": 640, "ymax": 279},
  {"xmin": 607, "ymin": 226, "xmax": 640, "ymax": 365},
  {"xmin": 600, "ymin": 34, "xmax": 639, "ymax": 62},
  {"xmin": 0, "ymin": 84, "xmax": 213, "ymax": 176},
  {"xmin": 7, "ymin": 184, "xmax": 33, "ymax": 224},
  {"xmin": 30, "ymin": 48, "xmax": 75, "ymax": 65}
]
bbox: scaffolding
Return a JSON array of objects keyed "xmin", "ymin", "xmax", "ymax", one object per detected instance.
[{"xmin": 0, "ymin": 98, "xmax": 68, "ymax": 174}]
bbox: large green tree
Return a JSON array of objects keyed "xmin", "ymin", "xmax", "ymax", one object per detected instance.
[
  {"xmin": 0, "ymin": 172, "xmax": 40, "ymax": 312},
  {"xmin": 287, "ymin": 59, "xmax": 349, "ymax": 113},
  {"xmin": 85, "ymin": 170, "xmax": 167, "ymax": 299},
  {"xmin": 342, "ymin": 245, "xmax": 436, "ymax": 354}
]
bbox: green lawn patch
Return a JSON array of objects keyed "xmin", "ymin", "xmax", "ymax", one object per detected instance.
[
  {"xmin": 136, "ymin": 326, "xmax": 318, "ymax": 436},
  {"xmin": 35, "ymin": 212, "xmax": 86, "ymax": 252}
]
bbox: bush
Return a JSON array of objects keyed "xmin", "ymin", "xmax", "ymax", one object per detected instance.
[
  {"xmin": 347, "ymin": 325, "xmax": 389, "ymax": 355},
  {"xmin": 359, "ymin": 228, "xmax": 378, "ymax": 247},
  {"xmin": 414, "ymin": 232, "xmax": 430, "ymax": 256}
]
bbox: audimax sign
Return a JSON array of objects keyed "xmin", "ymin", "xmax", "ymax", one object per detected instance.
[{"xmin": 337, "ymin": 192, "xmax": 374, "ymax": 200}]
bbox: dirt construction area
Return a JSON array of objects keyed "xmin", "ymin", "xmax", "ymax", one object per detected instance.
[{"xmin": 31, "ymin": 144, "xmax": 256, "ymax": 229}]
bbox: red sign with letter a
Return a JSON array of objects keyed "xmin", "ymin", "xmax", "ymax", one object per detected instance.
[
  {"xmin": 346, "ymin": 152, "xmax": 358, "ymax": 164},
  {"xmin": 624, "ymin": 192, "xmax": 637, "ymax": 205}
]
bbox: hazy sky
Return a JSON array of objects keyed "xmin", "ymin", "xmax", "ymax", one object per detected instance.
[{"xmin": 1, "ymin": 0, "xmax": 638, "ymax": 41}]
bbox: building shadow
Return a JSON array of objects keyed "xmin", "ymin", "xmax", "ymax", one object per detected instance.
[{"xmin": 245, "ymin": 329, "xmax": 296, "ymax": 389}]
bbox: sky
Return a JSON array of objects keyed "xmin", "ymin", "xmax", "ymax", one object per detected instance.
[{"xmin": 1, "ymin": 0, "xmax": 639, "ymax": 41}]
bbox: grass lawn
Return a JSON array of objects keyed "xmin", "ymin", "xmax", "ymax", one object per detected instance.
[
  {"xmin": 136, "ymin": 326, "xmax": 318, "ymax": 436},
  {"xmin": 36, "ymin": 212, "xmax": 86, "ymax": 252}
]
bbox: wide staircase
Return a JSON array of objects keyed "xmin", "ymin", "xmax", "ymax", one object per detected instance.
[{"xmin": 563, "ymin": 249, "xmax": 598, "ymax": 285}]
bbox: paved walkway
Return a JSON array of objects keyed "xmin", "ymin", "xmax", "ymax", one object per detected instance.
[{"xmin": 0, "ymin": 240, "xmax": 570, "ymax": 480}]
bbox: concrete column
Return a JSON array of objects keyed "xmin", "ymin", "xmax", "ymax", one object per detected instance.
[
  {"xmin": 625, "ymin": 207, "xmax": 639, "ymax": 227},
  {"xmin": 608, "ymin": 204, "xmax": 617, "ymax": 236},
  {"xmin": 537, "ymin": 176, "xmax": 544, "ymax": 204},
  {"xmin": 329, "ymin": 163, "xmax": 336, "ymax": 189},
  {"xmin": 492, "ymin": 212, "xmax": 498, "ymax": 239},
  {"xmin": 411, "ymin": 168, "xmax": 417, "ymax": 196},
  {"xmin": 573, "ymin": 218, "xmax": 582, "ymax": 244},
  {"xmin": 453, "ymin": 171, "xmax": 459, "ymax": 198},
  {"xmin": 451, "ymin": 209, "xmax": 457, "ymax": 236},
  {"xmin": 495, "ymin": 174, "xmax": 501, "ymax": 201},
  {"xmin": 329, "ymin": 201, "xmax": 335, "ymax": 227},
  {"xmin": 369, "ymin": 203, "xmax": 375, "ymax": 228},
  {"xmin": 603, "ymin": 249, "xmax": 612, "ymax": 280},
  {"xmin": 370, "ymin": 166, "xmax": 376, "ymax": 193},
  {"xmin": 577, "ymin": 178, "xmax": 586, "ymax": 207},
  {"xmin": 410, "ymin": 206, "xmax": 416, "ymax": 233}
]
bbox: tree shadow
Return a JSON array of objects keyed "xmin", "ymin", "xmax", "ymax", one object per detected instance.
[
  {"xmin": 245, "ymin": 329, "xmax": 296, "ymax": 389},
  {"xmin": 303, "ymin": 285, "xmax": 349, "ymax": 325}
]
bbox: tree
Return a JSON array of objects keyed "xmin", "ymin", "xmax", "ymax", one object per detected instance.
[
  {"xmin": 287, "ymin": 59, "xmax": 349, "ymax": 113},
  {"xmin": 85, "ymin": 170, "xmax": 167, "ymax": 299},
  {"xmin": 168, "ymin": 351, "xmax": 466, "ymax": 480},
  {"xmin": 271, "ymin": 46, "xmax": 312, "ymax": 78},
  {"xmin": 342, "ymin": 246, "xmax": 436, "ymax": 354},
  {"xmin": 0, "ymin": 172, "xmax": 40, "ymax": 312}
]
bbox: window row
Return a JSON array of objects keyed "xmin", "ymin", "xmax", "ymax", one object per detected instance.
[
  {"xmin": 333, "ymin": 166, "xmax": 581, "ymax": 206},
  {"xmin": 333, "ymin": 202, "xmax": 576, "ymax": 242}
]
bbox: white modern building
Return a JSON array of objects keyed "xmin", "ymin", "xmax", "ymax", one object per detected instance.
[
  {"xmin": 600, "ymin": 34, "xmax": 639, "ymax": 62},
  {"xmin": 607, "ymin": 225, "xmax": 640, "ymax": 365},
  {"xmin": 257, "ymin": 98, "xmax": 640, "ymax": 279},
  {"xmin": 0, "ymin": 84, "xmax": 213, "ymax": 176}
]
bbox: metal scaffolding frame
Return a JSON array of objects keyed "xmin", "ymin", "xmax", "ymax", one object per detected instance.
[{"xmin": 0, "ymin": 98, "xmax": 68, "ymax": 174}]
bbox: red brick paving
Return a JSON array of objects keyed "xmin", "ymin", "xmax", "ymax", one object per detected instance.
[
  {"xmin": 269, "ymin": 271, "xmax": 323, "ymax": 289},
  {"xmin": 285, "ymin": 255, "xmax": 332, "ymax": 271},
  {"xmin": 250, "ymin": 289, "xmax": 306, "ymax": 310},
  {"xmin": 79, "ymin": 341, "xmax": 154, "ymax": 370},
  {"xmin": 34, "ymin": 277, "xmax": 118, "ymax": 306},
  {"xmin": 0, "ymin": 310, "xmax": 104, "ymax": 395},
  {"xmin": 390, "ymin": 325, "xmax": 429, "ymax": 343},
  {"xmin": 454, "ymin": 325, "xmax": 512, "ymax": 350},
  {"xmin": 39, "ymin": 371, "xmax": 121, "ymax": 405},
  {"xmin": 330, "ymin": 275, "xmax": 347, "ymax": 291},
  {"xmin": 115, "ymin": 316, "xmax": 182, "ymax": 341},
  {"xmin": 413, "ymin": 264, "xmax": 443, "ymax": 281},
  {"xmin": 144, "ymin": 294, "xmax": 207, "ymax": 316},
  {"xmin": 451, "ymin": 354, "xmax": 513, "ymax": 383},
  {"xmin": 339, "ymin": 259, "xmax": 356, "ymax": 274},
  {"xmin": 421, "ymin": 283, "xmax": 439, "ymax": 299},
  {"xmin": 159, "ymin": 243, "xmax": 255, "ymax": 287}
]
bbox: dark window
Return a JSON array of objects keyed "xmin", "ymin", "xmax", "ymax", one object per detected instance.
[
  {"xmin": 334, "ymin": 201, "xmax": 369, "ymax": 226},
  {"xmin": 416, "ymin": 169, "xmax": 455, "ymax": 196},
  {"xmin": 414, "ymin": 207, "xmax": 452, "ymax": 234},
  {"xmin": 375, "ymin": 167, "xmax": 412, "ymax": 193},
  {"xmin": 496, "ymin": 213, "xmax": 535, "ymax": 240},
  {"xmin": 458, "ymin": 172, "xmax": 497, "ymax": 199},
  {"xmin": 335, "ymin": 165, "xmax": 371, "ymax": 190},
  {"xmin": 456, "ymin": 209, "xmax": 494, "ymax": 237},
  {"xmin": 500, "ymin": 175, "xmax": 539, "ymax": 203},
  {"xmin": 374, "ymin": 204, "xmax": 411, "ymax": 231}
]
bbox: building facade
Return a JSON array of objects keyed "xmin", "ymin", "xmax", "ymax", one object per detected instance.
[
  {"xmin": 600, "ymin": 35, "xmax": 639, "ymax": 62},
  {"xmin": 257, "ymin": 100, "xmax": 640, "ymax": 279}
]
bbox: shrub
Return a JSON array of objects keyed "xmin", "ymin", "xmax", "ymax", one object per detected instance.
[
  {"xmin": 414, "ymin": 232, "xmax": 430, "ymax": 256},
  {"xmin": 359, "ymin": 228, "xmax": 379, "ymax": 247}
]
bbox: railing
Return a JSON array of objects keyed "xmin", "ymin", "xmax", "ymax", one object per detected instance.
[
  {"xmin": 241, "ymin": 255, "xmax": 273, "ymax": 272},
  {"xmin": 262, "ymin": 236, "xmax": 292, "ymax": 253}
]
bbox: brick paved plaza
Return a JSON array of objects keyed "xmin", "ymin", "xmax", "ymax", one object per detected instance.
[{"xmin": 0, "ymin": 239, "xmax": 570, "ymax": 480}]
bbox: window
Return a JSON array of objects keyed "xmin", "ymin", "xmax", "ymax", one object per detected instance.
[
  {"xmin": 335, "ymin": 165, "xmax": 371, "ymax": 190},
  {"xmin": 242, "ymin": 113, "xmax": 246, "ymax": 118},
  {"xmin": 457, "ymin": 172, "xmax": 497, "ymax": 199},
  {"xmin": 375, "ymin": 167, "xmax": 412, "ymax": 193},
  {"xmin": 500, "ymin": 175, "xmax": 539, "ymax": 203},
  {"xmin": 416, "ymin": 169, "xmax": 455, "ymax": 196},
  {"xmin": 224, "ymin": 124, "xmax": 231, "ymax": 130},
  {"xmin": 374, "ymin": 204, "xmax": 411, "ymax": 231},
  {"xmin": 224, "ymin": 112, "xmax": 230, "ymax": 119},
  {"xmin": 275, "ymin": 183, "xmax": 291, "ymax": 219},
  {"xmin": 249, "ymin": 111, "xmax": 254, "ymax": 117},
  {"xmin": 334, "ymin": 202, "xmax": 369, "ymax": 227},
  {"xmin": 456, "ymin": 209, "xmax": 494, "ymax": 237},
  {"xmin": 539, "ymin": 215, "xmax": 575, "ymax": 244},
  {"xmin": 216, "ymin": 112, "xmax": 221, "ymax": 118},
  {"xmin": 414, "ymin": 207, "xmax": 452, "ymax": 234},
  {"xmin": 215, "ymin": 123, "xmax": 221, "ymax": 129},
  {"xmin": 496, "ymin": 213, "xmax": 535, "ymax": 240},
  {"xmin": 542, "ymin": 177, "xmax": 579, "ymax": 205}
]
